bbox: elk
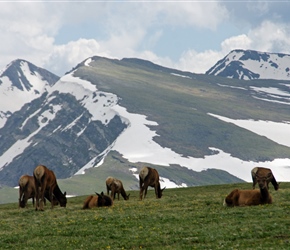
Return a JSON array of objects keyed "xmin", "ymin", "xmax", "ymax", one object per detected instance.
[
  {"xmin": 106, "ymin": 177, "xmax": 130, "ymax": 200},
  {"xmin": 33, "ymin": 165, "xmax": 67, "ymax": 211},
  {"xmin": 82, "ymin": 192, "xmax": 113, "ymax": 209},
  {"xmin": 18, "ymin": 175, "xmax": 59, "ymax": 208},
  {"xmin": 139, "ymin": 166, "xmax": 165, "ymax": 200},
  {"xmin": 251, "ymin": 167, "xmax": 279, "ymax": 190},
  {"xmin": 223, "ymin": 173, "xmax": 273, "ymax": 206}
]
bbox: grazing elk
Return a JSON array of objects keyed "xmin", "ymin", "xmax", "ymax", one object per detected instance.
[
  {"xmin": 223, "ymin": 173, "xmax": 273, "ymax": 206},
  {"xmin": 251, "ymin": 167, "xmax": 279, "ymax": 190},
  {"xmin": 33, "ymin": 165, "xmax": 67, "ymax": 211},
  {"xmin": 106, "ymin": 177, "xmax": 130, "ymax": 200},
  {"xmin": 82, "ymin": 192, "xmax": 113, "ymax": 209},
  {"xmin": 18, "ymin": 175, "xmax": 59, "ymax": 208},
  {"xmin": 139, "ymin": 166, "xmax": 165, "ymax": 200}
]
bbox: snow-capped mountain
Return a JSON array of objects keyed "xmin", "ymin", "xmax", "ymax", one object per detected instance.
[
  {"xmin": 0, "ymin": 67, "xmax": 127, "ymax": 186},
  {"xmin": 1, "ymin": 54, "xmax": 290, "ymax": 191},
  {"xmin": 0, "ymin": 59, "xmax": 59, "ymax": 128},
  {"xmin": 206, "ymin": 49, "xmax": 290, "ymax": 80}
]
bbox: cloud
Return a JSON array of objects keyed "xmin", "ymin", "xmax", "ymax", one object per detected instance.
[
  {"xmin": 248, "ymin": 21, "xmax": 290, "ymax": 53},
  {"xmin": 174, "ymin": 21, "xmax": 290, "ymax": 74},
  {"xmin": 152, "ymin": 2, "xmax": 229, "ymax": 29},
  {"xmin": 44, "ymin": 39, "xmax": 104, "ymax": 75},
  {"xmin": 0, "ymin": 2, "xmax": 62, "ymax": 71},
  {"xmin": 1, "ymin": 2, "xmax": 290, "ymax": 77}
]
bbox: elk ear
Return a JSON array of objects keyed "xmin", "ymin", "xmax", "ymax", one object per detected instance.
[
  {"xmin": 95, "ymin": 192, "xmax": 101, "ymax": 196},
  {"xmin": 64, "ymin": 191, "xmax": 67, "ymax": 196},
  {"xmin": 162, "ymin": 187, "xmax": 166, "ymax": 191}
]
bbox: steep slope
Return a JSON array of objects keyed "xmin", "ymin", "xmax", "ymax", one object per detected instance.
[
  {"xmin": 206, "ymin": 49, "xmax": 290, "ymax": 80},
  {"xmin": 0, "ymin": 59, "xmax": 59, "ymax": 128},
  {"xmin": 0, "ymin": 72, "xmax": 127, "ymax": 186}
]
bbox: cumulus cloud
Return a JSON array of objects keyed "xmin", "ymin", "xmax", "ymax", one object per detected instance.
[
  {"xmin": 44, "ymin": 39, "xmax": 105, "ymax": 75},
  {"xmin": 152, "ymin": 2, "xmax": 229, "ymax": 29},
  {"xmin": 248, "ymin": 21, "xmax": 290, "ymax": 53},
  {"xmin": 174, "ymin": 21, "xmax": 290, "ymax": 74}
]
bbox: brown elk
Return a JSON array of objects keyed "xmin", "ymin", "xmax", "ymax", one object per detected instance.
[
  {"xmin": 139, "ymin": 166, "xmax": 165, "ymax": 200},
  {"xmin": 251, "ymin": 167, "xmax": 279, "ymax": 190},
  {"xmin": 106, "ymin": 176, "xmax": 130, "ymax": 200},
  {"xmin": 33, "ymin": 165, "xmax": 67, "ymax": 211},
  {"xmin": 223, "ymin": 173, "xmax": 273, "ymax": 206},
  {"xmin": 18, "ymin": 175, "xmax": 59, "ymax": 208},
  {"xmin": 82, "ymin": 192, "xmax": 113, "ymax": 209}
]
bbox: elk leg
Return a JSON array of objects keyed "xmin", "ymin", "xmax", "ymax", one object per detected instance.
[
  {"xmin": 35, "ymin": 183, "xmax": 40, "ymax": 211},
  {"xmin": 19, "ymin": 187, "xmax": 23, "ymax": 208},
  {"xmin": 49, "ymin": 185, "xmax": 55, "ymax": 209},
  {"xmin": 106, "ymin": 186, "xmax": 110, "ymax": 196}
]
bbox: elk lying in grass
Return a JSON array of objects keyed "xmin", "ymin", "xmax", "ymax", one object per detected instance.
[
  {"xmin": 223, "ymin": 173, "xmax": 273, "ymax": 206},
  {"xmin": 82, "ymin": 192, "xmax": 113, "ymax": 209},
  {"xmin": 18, "ymin": 175, "xmax": 59, "ymax": 208},
  {"xmin": 106, "ymin": 176, "xmax": 130, "ymax": 200},
  {"xmin": 139, "ymin": 166, "xmax": 165, "ymax": 200},
  {"xmin": 33, "ymin": 165, "xmax": 67, "ymax": 211},
  {"xmin": 251, "ymin": 167, "xmax": 279, "ymax": 190}
]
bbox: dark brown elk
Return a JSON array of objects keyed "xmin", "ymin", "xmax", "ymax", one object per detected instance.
[
  {"xmin": 18, "ymin": 175, "xmax": 59, "ymax": 208},
  {"xmin": 139, "ymin": 166, "xmax": 165, "ymax": 200},
  {"xmin": 223, "ymin": 173, "xmax": 273, "ymax": 206},
  {"xmin": 106, "ymin": 177, "xmax": 130, "ymax": 200},
  {"xmin": 82, "ymin": 192, "xmax": 113, "ymax": 209},
  {"xmin": 251, "ymin": 167, "xmax": 279, "ymax": 190},
  {"xmin": 33, "ymin": 165, "xmax": 67, "ymax": 211}
]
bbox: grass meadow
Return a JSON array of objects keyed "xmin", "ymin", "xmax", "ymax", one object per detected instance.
[{"xmin": 0, "ymin": 182, "xmax": 290, "ymax": 249}]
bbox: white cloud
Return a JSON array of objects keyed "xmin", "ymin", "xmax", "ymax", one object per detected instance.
[
  {"xmin": 173, "ymin": 21, "xmax": 290, "ymax": 74},
  {"xmin": 248, "ymin": 21, "xmax": 290, "ymax": 53},
  {"xmin": 1, "ymin": 2, "xmax": 290, "ymax": 77},
  {"xmin": 175, "ymin": 49, "xmax": 223, "ymax": 74},
  {"xmin": 152, "ymin": 2, "xmax": 229, "ymax": 29},
  {"xmin": 44, "ymin": 39, "xmax": 104, "ymax": 75},
  {"xmin": 221, "ymin": 34, "xmax": 252, "ymax": 52}
]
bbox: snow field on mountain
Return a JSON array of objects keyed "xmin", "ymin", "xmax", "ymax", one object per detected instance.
[
  {"xmin": 61, "ymin": 74, "xmax": 290, "ymax": 184},
  {"xmin": 0, "ymin": 63, "xmax": 50, "ymax": 128}
]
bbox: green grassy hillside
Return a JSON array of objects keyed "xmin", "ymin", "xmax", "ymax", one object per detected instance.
[
  {"xmin": 1, "ymin": 182, "xmax": 289, "ymax": 249},
  {"xmin": 74, "ymin": 57, "xmax": 290, "ymax": 162}
]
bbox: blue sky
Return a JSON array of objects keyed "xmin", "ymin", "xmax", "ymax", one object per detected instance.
[{"xmin": 1, "ymin": 1, "xmax": 290, "ymax": 76}]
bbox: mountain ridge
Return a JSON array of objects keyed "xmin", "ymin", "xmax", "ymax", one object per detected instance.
[
  {"xmin": 206, "ymin": 49, "xmax": 290, "ymax": 80},
  {"xmin": 1, "ymin": 51, "xmax": 290, "ymax": 192},
  {"xmin": 0, "ymin": 59, "xmax": 59, "ymax": 128}
]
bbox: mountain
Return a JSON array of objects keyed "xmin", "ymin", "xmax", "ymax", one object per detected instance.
[
  {"xmin": 1, "ymin": 54, "xmax": 290, "ymax": 192},
  {"xmin": 0, "ymin": 59, "xmax": 60, "ymax": 128},
  {"xmin": 206, "ymin": 49, "xmax": 290, "ymax": 80}
]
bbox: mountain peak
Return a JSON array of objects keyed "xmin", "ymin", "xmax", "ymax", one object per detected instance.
[
  {"xmin": 206, "ymin": 49, "xmax": 290, "ymax": 80},
  {"xmin": 1, "ymin": 59, "xmax": 59, "ymax": 90},
  {"xmin": 0, "ymin": 59, "xmax": 60, "ymax": 128}
]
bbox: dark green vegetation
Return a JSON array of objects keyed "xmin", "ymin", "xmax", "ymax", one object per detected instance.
[
  {"xmin": 1, "ymin": 182, "xmax": 290, "ymax": 249},
  {"xmin": 75, "ymin": 57, "xmax": 290, "ymax": 162}
]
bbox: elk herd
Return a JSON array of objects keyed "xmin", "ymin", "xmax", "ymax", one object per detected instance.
[
  {"xmin": 18, "ymin": 165, "xmax": 165, "ymax": 210},
  {"xmin": 18, "ymin": 164, "xmax": 280, "ymax": 211}
]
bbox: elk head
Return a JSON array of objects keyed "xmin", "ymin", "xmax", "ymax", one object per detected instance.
[{"xmin": 255, "ymin": 173, "xmax": 271, "ymax": 189}]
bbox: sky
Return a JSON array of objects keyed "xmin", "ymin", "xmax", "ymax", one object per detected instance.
[{"xmin": 1, "ymin": 1, "xmax": 290, "ymax": 76}]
